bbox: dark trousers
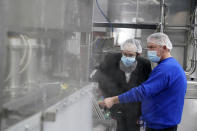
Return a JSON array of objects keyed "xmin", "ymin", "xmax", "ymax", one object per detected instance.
[
  {"xmin": 116, "ymin": 117, "xmax": 140, "ymax": 131},
  {"xmin": 114, "ymin": 113, "xmax": 140, "ymax": 131},
  {"xmin": 110, "ymin": 103, "xmax": 141, "ymax": 131},
  {"xmin": 146, "ymin": 126, "xmax": 177, "ymax": 131}
]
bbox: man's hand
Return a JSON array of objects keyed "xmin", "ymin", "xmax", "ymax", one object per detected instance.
[{"xmin": 99, "ymin": 96, "xmax": 119, "ymax": 109}]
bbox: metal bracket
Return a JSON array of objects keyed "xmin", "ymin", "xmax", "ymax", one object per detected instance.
[{"xmin": 41, "ymin": 112, "xmax": 56, "ymax": 122}]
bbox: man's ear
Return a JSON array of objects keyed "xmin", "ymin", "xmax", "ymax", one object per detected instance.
[{"xmin": 163, "ymin": 45, "xmax": 167, "ymax": 50}]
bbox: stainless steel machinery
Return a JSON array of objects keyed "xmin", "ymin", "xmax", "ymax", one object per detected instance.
[{"xmin": 0, "ymin": 0, "xmax": 116, "ymax": 131}]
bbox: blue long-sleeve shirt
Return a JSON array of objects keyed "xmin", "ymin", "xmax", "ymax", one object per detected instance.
[{"xmin": 118, "ymin": 57, "xmax": 187, "ymax": 129}]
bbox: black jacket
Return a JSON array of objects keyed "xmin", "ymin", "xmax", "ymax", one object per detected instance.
[{"xmin": 95, "ymin": 52, "xmax": 152, "ymax": 121}]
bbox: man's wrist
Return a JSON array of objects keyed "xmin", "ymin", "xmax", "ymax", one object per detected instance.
[{"xmin": 112, "ymin": 96, "xmax": 119, "ymax": 104}]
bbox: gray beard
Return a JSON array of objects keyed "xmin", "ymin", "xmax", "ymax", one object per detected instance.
[{"xmin": 119, "ymin": 60, "xmax": 137, "ymax": 73}]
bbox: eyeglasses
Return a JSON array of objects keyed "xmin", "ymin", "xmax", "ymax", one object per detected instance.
[{"xmin": 122, "ymin": 52, "xmax": 136, "ymax": 57}]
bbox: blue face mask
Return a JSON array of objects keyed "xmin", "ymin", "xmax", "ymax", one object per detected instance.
[
  {"xmin": 121, "ymin": 55, "xmax": 136, "ymax": 67},
  {"xmin": 147, "ymin": 51, "xmax": 161, "ymax": 63}
]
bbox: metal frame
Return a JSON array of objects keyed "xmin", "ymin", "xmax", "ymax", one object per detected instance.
[
  {"xmin": 160, "ymin": 0, "xmax": 165, "ymax": 32},
  {"xmin": 93, "ymin": 22, "xmax": 158, "ymax": 29},
  {"xmin": 93, "ymin": 1, "xmax": 165, "ymax": 31}
]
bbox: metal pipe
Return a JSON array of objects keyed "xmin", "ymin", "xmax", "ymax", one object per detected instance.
[
  {"xmin": 165, "ymin": 25, "xmax": 189, "ymax": 30},
  {"xmin": 160, "ymin": 0, "xmax": 165, "ymax": 33},
  {"xmin": 187, "ymin": 80, "xmax": 197, "ymax": 86},
  {"xmin": 93, "ymin": 22, "xmax": 158, "ymax": 29}
]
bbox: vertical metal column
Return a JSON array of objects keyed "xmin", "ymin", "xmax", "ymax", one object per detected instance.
[{"xmin": 160, "ymin": 0, "xmax": 165, "ymax": 33}]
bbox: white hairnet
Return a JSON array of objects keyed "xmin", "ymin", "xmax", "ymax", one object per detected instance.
[
  {"xmin": 147, "ymin": 32, "xmax": 173, "ymax": 50},
  {"xmin": 120, "ymin": 39, "xmax": 142, "ymax": 53}
]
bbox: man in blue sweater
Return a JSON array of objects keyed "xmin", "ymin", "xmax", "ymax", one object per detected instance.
[{"xmin": 99, "ymin": 33, "xmax": 187, "ymax": 131}]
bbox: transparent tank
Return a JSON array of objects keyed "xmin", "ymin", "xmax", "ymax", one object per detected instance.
[
  {"xmin": 0, "ymin": 0, "xmax": 110, "ymax": 130},
  {"xmin": 0, "ymin": 0, "xmax": 92, "ymax": 98}
]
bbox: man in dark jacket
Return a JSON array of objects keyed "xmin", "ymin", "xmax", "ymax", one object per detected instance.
[{"xmin": 94, "ymin": 39, "xmax": 152, "ymax": 131}]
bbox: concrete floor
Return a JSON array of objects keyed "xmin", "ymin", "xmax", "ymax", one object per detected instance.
[
  {"xmin": 178, "ymin": 99, "xmax": 197, "ymax": 131},
  {"xmin": 139, "ymin": 99, "xmax": 197, "ymax": 131}
]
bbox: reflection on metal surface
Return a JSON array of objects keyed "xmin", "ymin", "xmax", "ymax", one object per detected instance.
[
  {"xmin": 0, "ymin": 0, "xmax": 93, "ymax": 130},
  {"xmin": 3, "ymin": 83, "xmax": 116, "ymax": 131}
]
